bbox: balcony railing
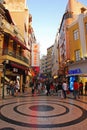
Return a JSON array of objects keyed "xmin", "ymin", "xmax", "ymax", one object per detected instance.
[
  {"xmin": 1, "ymin": 48, "xmax": 29, "ymax": 64},
  {"xmin": 1, "ymin": 18, "xmax": 24, "ymax": 43}
]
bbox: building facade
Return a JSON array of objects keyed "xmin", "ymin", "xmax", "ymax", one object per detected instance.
[
  {"xmin": 51, "ymin": 31, "xmax": 59, "ymax": 79},
  {"xmin": 67, "ymin": 9, "xmax": 87, "ymax": 89},
  {"xmin": 0, "ymin": 0, "xmax": 36, "ymax": 97},
  {"xmin": 58, "ymin": 0, "xmax": 87, "ymax": 79},
  {"xmin": 39, "ymin": 55, "xmax": 47, "ymax": 79},
  {"xmin": 46, "ymin": 45, "xmax": 54, "ymax": 79}
]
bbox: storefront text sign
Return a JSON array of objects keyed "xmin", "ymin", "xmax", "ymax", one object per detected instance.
[
  {"xmin": 31, "ymin": 44, "xmax": 39, "ymax": 66},
  {"xmin": 68, "ymin": 68, "xmax": 82, "ymax": 74}
]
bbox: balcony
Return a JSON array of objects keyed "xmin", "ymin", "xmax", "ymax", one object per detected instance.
[
  {"xmin": 1, "ymin": 48, "xmax": 29, "ymax": 64},
  {"xmin": 0, "ymin": 17, "xmax": 30, "ymax": 51},
  {"xmin": 1, "ymin": 18, "xmax": 24, "ymax": 42},
  {"xmin": 67, "ymin": 57, "xmax": 87, "ymax": 67}
]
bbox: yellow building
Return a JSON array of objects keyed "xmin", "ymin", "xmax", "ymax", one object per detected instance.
[
  {"xmin": 4, "ymin": 0, "xmax": 38, "ymax": 81},
  {"xmin": 0, "ymin": 1, "xmax": 30, "ymax": 97},
  {"xmin": 58, "ymin": 0, "xmax": 87, "ymax": 78},
  {"xmin": 4, "ymin": 0, "xmax": 31, "ymax": 61},
  {"xmin": 83, "ymin": 13, "xmax": 87, "ymax": 55},
  {"xmin": 67, "ymin": 7, "xmax": 87, "ymax": 90}
]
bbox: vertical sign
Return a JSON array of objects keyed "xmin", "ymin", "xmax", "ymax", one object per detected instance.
[{"xmin": 31, "ymin": 44, "xmax": 40, "ymax": 66}]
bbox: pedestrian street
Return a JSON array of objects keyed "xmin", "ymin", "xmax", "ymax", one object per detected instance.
[{"xmin": 0, "ymin": 93, "xmax": 87, "ymax": 130}]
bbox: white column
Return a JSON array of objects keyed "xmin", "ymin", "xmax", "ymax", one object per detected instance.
[{"xmin": 78, "ymin": 14, "xmax": 87, "ymax": 57}]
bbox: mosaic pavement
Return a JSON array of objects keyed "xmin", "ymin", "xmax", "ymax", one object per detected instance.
[{"xmin": 0, "ymin": 95, "xmax": 87, "ymax": 130}]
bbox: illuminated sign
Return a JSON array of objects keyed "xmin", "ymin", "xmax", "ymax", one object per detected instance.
[
  {"xmin": 31, "ymin": 44, "xmax": 40, "ymax": 66},
  {"xmin": 68, "ymin": 68, "xmax": 82, "ymax": 74}
]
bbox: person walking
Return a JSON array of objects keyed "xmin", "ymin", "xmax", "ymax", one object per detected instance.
[
  {"xmin": 22, "ymin": 83, "xmax": 25, "ymax": 93},
  {"xmin": 50, "ymin": 82, "xmax": 55, "ymax": 96},
  {"xmin": 85, "ymin": 82, "xmax": 87, "ymax": 95},
  {"xmin": 73, "ymin": 80, "xmax": 80, "ymax": 99},
  {"xmin": 10, "ymin": 82, "xmax": 15, "ymax": 96},
  {"xmin": 79, "ymin": 81, "xmax": 83, "ymax": 95},
  {"xmin": 6, "ymin": 82, "xmax": 11, "ymax": 95},
  {"xmin": 46, "ymin": 80, "xmax": 50, "ymax": 96},
  {"xmin": 62, "ymin": 81, "xmax": 68, "ymax": 99},
  {"xmin": 57, "ymin": 82, "xmax": 63, "ymax": 98}
]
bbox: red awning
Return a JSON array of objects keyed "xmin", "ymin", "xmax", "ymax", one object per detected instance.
[
  {"xmin": 11, "ymin": 62, "xmax": 29, "ymax": 70},
  {"xmin": 10, "ymin": 35, "xmax": 30, "ymax": 51}
]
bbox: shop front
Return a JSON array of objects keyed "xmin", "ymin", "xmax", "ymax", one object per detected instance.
[
  {"xmin": 67, "ymin": 59, "xmax": 87, "ymax": 92},
  {"xmin": 0, "ymin": 60, "xmax": 29, "ymax": 98}
]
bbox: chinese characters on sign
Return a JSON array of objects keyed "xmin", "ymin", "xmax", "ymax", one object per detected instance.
[{"xmin": 31, "ymin": 44, "xmax": 40, "ymax": 67}]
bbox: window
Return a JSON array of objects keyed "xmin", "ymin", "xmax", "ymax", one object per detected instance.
[
  {"xmin": 75, "ymin": 50, "xmax": 80, "ymax": 61},
  {"xmin": 64, "ymin": 12, "xmax": 73, "ymax": 19},
  {"xmin": 85, "ymin": 23, "xmax": 87, "ymax": 34},
  {"xmin": 73, "ymin": 29, "xmax": 79, "ymax": 40}
]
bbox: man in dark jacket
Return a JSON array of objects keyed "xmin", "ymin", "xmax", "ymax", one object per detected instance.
[{"xmin": 46, "ymin": 81, "xmax": 50, "ymax": 96}]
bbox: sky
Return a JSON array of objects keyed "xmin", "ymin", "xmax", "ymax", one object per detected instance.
[{"xmin": 27, "ymin": 0, "xmax": 87, "ymax": 56}]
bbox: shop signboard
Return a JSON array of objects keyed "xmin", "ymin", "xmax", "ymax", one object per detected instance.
[
  {"xmin": 68, "ymin": 68, "xmax": 82, "ymax": 75},
  {"xmin": 31, "ymin": 43, "xmax": 40, "ymax": 67}
]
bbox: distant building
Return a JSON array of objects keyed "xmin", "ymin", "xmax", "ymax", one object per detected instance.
[
  {"xmin": 46, "ymin": 45, "xmax": 54, "ymax": 78},
  {"xmin": 40, "ymin": 45, "xmax": 54, "ymax": 80},
  {"xmin": 40, "ymin": 55, "xmax": 47, "ymax": 73},
  {"xmin": 51, "ymin": 31, "xmax": 59, "ymax": 79}
]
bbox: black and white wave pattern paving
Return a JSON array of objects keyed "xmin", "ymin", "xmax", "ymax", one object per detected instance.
[{"xmin": 0, "ymin": 96, "xmax": 87, "ymax": 130}]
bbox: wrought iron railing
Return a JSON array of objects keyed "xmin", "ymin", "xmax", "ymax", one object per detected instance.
[{"xmin": 1, "ymin": 48, "xmax": 29, "ymax": 64}]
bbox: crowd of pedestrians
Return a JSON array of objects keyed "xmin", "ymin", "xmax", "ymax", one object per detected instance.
[
  {"xmin": 30, "ymin": 79, "xmax": 69, "ymax": 99},
  {"xmin": 30, "ymin": 78, "xmax": 87, "ymax": 99},
  {"xmin": 5, "ymin": 79, "xmax": 21, "ymax": 96},
  {"xmin": 4, "ymin": 77, "xmax": 87, "ymax": 99}
]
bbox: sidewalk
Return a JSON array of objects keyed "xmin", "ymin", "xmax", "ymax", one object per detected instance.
[
  {"xmin": 0, "ymin": 87, "xmax": 32, "ymax": 100},
  {"xmin": 0, "ymin": 88, "xmax": 86, "ymax": 100}
]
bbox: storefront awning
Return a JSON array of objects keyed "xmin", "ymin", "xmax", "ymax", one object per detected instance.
[
  {"xmin": 10, "ymin": 35, "xmax": 30, "ymax": 51},
  {"xmin": 4, "ymin": 32, "xmax": 30, "ymax": 51},
  {"xmin": 11, "ymin": 62, "xmax": 29, "ymax": 70}
]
